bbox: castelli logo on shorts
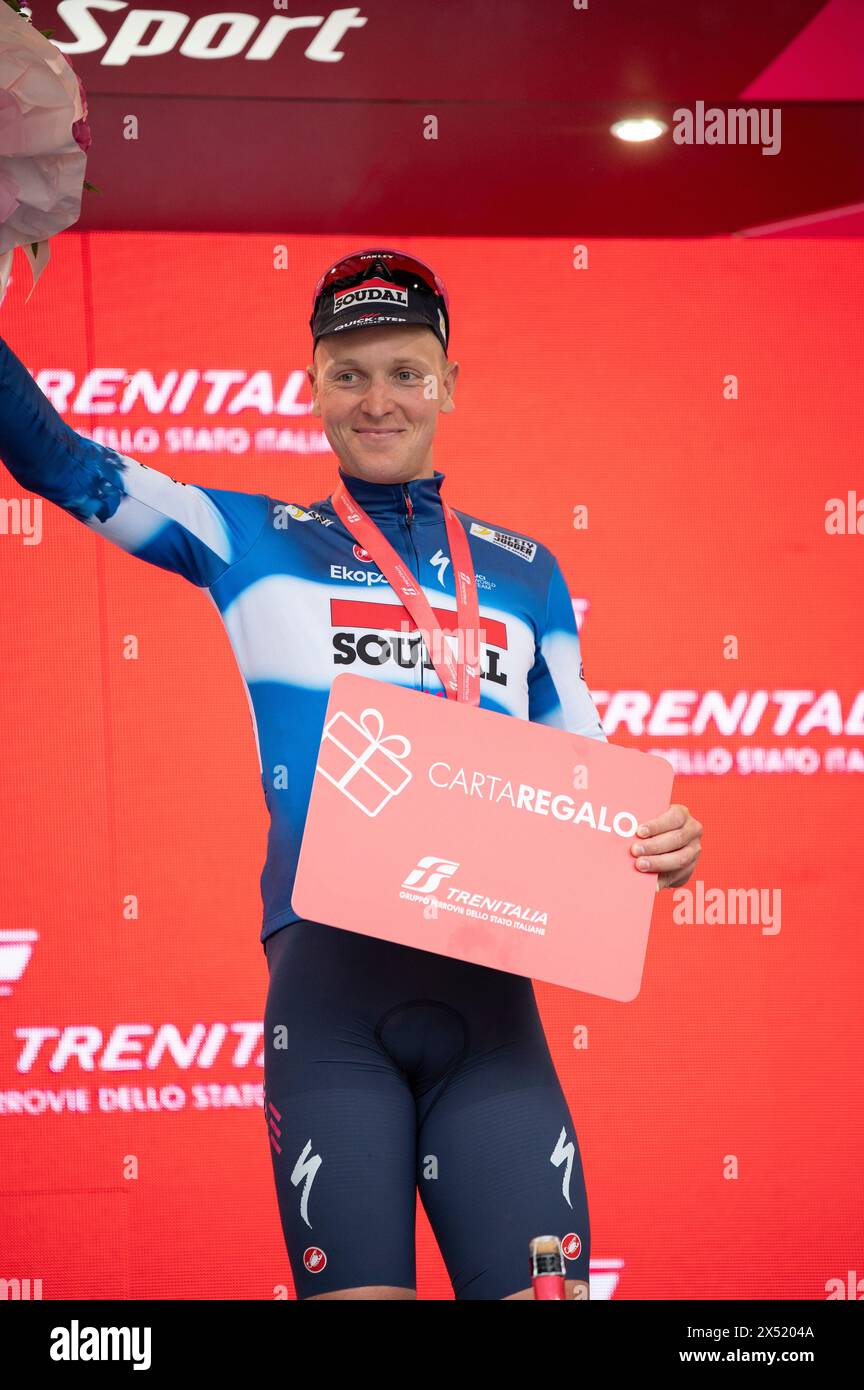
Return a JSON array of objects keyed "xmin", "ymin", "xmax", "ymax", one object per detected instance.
[
  {"xmin": 303, "ymin": 1246, "xmax": 327, "ymax": 1273},
  {"xmin": 353, "ymin": 543, "xmax": 372, "ymax": 563},
  {"xmin": 562, "ymin": 1232, "xmax": 582, "ymax": 1260}
]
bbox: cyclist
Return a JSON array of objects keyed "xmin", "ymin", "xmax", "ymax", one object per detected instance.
[{"xmin": 0, "ymin": 248, "xmax": 702, "ymax": 1298}]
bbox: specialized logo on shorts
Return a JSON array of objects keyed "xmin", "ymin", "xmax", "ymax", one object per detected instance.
[
  {"xmin": 353, "ymin": 543, "xmax": 372, "ymax": 563},
  {"xmin": 334, "ymin": 280, "xmax": 409, "ymax": 315},
  {"xmin": 291, "ymin": 1139, "xmax": 322, "ymax": 1229},
  {"xmin": 402, "ymin": 856, "xmax": 460, "ymax": 893},
  {"xmin": 550, "ymin": 1126, "xmax": 575, "ymax": 1209},
  {"xmin": 562, "ymin": 1232, "xmax": 582, "ymax": 1260},
  {"xmin": 469, "ymin": 522, "xmax": 537, "ymax": 562},
  {"xmin": 303, "ymin": 1247, "xmax": 327, "ymax": 1273}
]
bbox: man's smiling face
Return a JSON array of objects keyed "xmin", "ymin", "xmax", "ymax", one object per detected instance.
[{"xmin": 307, "ymin": 323, "xmax": 459, "ymax": 484}]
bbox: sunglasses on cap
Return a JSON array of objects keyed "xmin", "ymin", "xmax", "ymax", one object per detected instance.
[{"xmin": 310, "ymin": 248, "xmax": 450, "ymax": 316}]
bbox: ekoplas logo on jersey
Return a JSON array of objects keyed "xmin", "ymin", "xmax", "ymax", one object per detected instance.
[{"xmin": 333, "ymin": 281, "xmax": 409, "ymax": 316}]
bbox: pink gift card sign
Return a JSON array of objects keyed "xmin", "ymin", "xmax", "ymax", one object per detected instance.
[{"xmin": 293, "ymin": 673, "xmax": 674, "ymax": 1001}]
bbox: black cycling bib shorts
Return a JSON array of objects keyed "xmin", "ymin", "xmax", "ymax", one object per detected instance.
[{"xmin": 262, "ymin": 918, "xmax": 590, "ymax": 1300}]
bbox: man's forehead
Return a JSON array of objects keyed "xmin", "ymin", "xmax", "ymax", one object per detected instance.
[{"xmin": 315, "ymin": 325, "xmax": 442, "ymax": 366}]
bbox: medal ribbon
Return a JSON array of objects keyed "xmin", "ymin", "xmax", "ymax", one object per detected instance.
[{"xmin": 331, "ymin": 476, "xmax": 481, "ymax": 705}]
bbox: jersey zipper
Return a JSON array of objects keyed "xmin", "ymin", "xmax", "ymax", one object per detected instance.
[
  {"xmin": 402, "ymin": 482, "xmax": 424, "ymax": 692},
  {"xmin": 402, "ymin": 482, "xmax": 414, "ymax": 525}
]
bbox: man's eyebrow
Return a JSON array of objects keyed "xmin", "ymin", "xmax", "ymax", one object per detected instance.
[{"xmin": 326, "ymin": 357, "xmax": 431, "ymax": 370}]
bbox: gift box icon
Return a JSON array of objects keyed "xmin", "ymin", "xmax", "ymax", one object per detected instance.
[{"xmin": 317, "ymin": 706, "xmax": 413, "ymax": 817}]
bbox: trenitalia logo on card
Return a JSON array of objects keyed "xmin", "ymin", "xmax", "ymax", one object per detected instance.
[{"xmin": 400, "ymin": 856, "xmax": 549, "ymax": 933}]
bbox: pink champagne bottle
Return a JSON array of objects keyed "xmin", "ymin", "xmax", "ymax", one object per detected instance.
[{"xmin": 529, "ymin": 1235, "xmax": 567, "ymax": 1299}]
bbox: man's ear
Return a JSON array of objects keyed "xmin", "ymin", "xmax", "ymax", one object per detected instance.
[
  {"xmin": 439, "ymin": 359, "xmax": 459, "ymax": 413},
  {"xmin": 307, "ymin": 364, "xmax": 321, "ymax": 417}
]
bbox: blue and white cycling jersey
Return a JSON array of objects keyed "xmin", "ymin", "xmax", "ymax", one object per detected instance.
[{"xmin": 0, "ymin": 335, "xmax": 607, "ymax": 941}]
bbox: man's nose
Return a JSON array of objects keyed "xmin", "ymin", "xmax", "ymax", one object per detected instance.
[{"xmin": 359, "ymin": 377, "xmax": 395, "ymax": 415}]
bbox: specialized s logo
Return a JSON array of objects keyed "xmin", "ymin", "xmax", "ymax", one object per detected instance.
[
  {"xmin": 430, "ymin": 549, "xmax": 450, "ymax": 587},
  {"xmin": 402, "ymin": 856, "xmax": 460, "ymax": 893},
  {"xmin": 431, "ymin": 550, "xmax": 494, "ymax": 590},
  {"xmin": 291, "ymin": 1139, "xmax": 323, "ymax": 1229},
  {"xmin": 550, "ymin": 1126, "xmax": 575, "ymax": 1208}
]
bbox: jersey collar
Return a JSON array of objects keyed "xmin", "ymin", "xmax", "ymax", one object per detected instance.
[{"xmin": 333, "ymin": 465, "xmax": 447, "ymax": 525}]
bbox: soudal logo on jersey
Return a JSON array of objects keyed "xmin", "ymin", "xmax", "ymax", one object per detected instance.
[
  {"xmin": 333, "ymin": 281, "xmax": 409, "ymax": 315},
  {"xmin": 330, "ymin": 598, "xmax": 508, "ymax": 686},
  {"xmin": 469, "ymin": 522, "xmax": 537, "ymax": 562}
]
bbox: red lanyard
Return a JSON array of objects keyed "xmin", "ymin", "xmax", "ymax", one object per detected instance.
[{"xmin": 331, "ymin": 476, "xmax": 481, "ymax": 706}]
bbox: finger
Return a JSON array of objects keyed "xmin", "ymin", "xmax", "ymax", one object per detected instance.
[
  {"xmin": 631, "ymin": 825, "xmax": 699, "ymax": 857},
  {"xmin": 633, "ymin": 844, "xmax": 700, "ymax": 875},
  {"xmin": 636, "ymin": 804, "xmax": 689, "ymax": 839}
]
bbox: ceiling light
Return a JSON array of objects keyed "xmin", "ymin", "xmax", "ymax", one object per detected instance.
[{"xmin": 610, "ymin": 118, "xmax": 668, "ymax": 143}]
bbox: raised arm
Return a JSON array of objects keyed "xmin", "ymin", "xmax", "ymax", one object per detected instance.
[
  {"xmin": 0, "ymin": 334, "xmax": 270, "ymax": 586},
  {"xmin": 528, "ymin": 554, "xmax": 607, "ymax": 741}
]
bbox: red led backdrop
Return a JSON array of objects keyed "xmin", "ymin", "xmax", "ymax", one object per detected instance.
[{"xmin": 0, "ymin": 233, "xmax": 861, "ymax": 1300}]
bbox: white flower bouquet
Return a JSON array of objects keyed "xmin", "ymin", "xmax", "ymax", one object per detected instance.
[{"xmin": 0, "ymin": 0, "xmax": 94, "ymax": 301}]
